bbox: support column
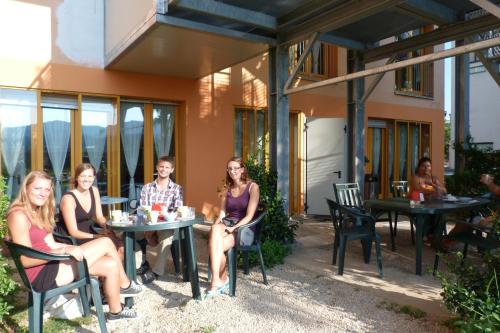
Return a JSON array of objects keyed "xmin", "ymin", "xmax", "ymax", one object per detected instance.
[
  {"xmin": 269, "ymin": 44, "xmax": 290, "ymax": 212},
  {"xmin": 454, "ymin": 39, "xmax": 470, "ymax": 173},
  {"xmin": 347, "ymin": 50, "xmax": 366, "ymax": 193}
]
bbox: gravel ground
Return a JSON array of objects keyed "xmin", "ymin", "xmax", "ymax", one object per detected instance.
[{"xmin": 80, "ymin": 263, "xmax": 447, "ymax": 333}]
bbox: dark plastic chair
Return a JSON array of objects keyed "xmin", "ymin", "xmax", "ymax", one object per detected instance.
[
  {"xmin": 333, "ymin": 182, "xmax": 394, "ymax": 250},
  {"xmin": 391, "ymin": 180, "xmax": 415, "ymax": 248},
  {"xmin": 433, "ymin": 219, "xmax": 500, "ymax": 275},
  {"xmin": 4, "ymin": 240, "xmax": 108, "ymax": 333},
  {"xmin": 326, "ymin": 198, "xmax": 383, "ymax": 277},
  {"xmin": 208, "ymin": 209, "xmax": 268, "ymax": 296}
]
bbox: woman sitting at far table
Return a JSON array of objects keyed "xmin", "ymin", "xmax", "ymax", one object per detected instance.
[
  {"xmin": 207, "ymin": 157, "xmax": 259, "ymax": 298},
  {"xmin": 7, "ymin": 171, "xmax": 143, "ymax": 321}
]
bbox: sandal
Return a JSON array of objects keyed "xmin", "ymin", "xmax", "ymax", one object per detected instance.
[{"xmin": 204, "ymin": 281, "xmax": 229, "ymax": 300}]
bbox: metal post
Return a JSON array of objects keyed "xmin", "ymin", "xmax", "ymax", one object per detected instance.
[{"xmin": 454, "ymin": 39, "xmax": 470, "ymax": 173}]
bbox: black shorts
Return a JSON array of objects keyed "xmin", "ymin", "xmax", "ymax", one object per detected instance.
[{"xmin": 31, "ymin": 261, "xmax": 60, "ymax": 292}]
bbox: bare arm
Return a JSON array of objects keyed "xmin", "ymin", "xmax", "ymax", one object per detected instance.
[
  {"xmin": 7, "ymin": 211, "xmax": 79, "ymax": 267},
  {"xmin": 431, "ymin": 176, "xmax": 447, "ymax": 194},
  {"xmin": 92, "ymin": 187, "xmax": 107, "ymax": 226},
  {"xmin": 215, "ymin": 190, "xmax": 227, "ymax": 224},
  {"xmin": 480, "ymin": 174, "xmax": 500, "ymax": 196},
  {"xmin": 60, "ymin": 194, "xmax": 95, "ymax": 240}
]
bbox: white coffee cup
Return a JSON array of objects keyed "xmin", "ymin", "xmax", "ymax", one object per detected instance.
[
  {"xmin": 166, "ymin": 211, "xmax": 177, "ymax": 222},
  {"xmin": 149, "ymin": 211, "xmax": 160, "ymax": 224},
  {"xmin": 111, "ymin": 210, "xmax": 122, "ymax": 223}
]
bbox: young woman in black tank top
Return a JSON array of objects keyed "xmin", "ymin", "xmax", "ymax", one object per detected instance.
[{"xmin": 58, "ymin": 164, "xmax": 123, "ymax": 257}]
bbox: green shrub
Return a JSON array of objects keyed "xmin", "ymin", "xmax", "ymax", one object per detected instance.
[
  {"xmin": 244, "ymin": 157, "xmax": 300, "ymax": 244},
  {"xmin": 437, "ymin": 251, "xmax": 500, "ymax": 332},
  {"xmin": 237, "ymin": 239, "xmax": 291, "ymax": 269},
  {"xmin": 0, "ymin": 176, "xmax": 19, "ymax": 329},
  {"xmin": 446, "ymin": 137, "xmax": 500, "ymax": 196}
]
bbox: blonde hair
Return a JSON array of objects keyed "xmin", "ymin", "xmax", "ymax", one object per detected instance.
[
  {"xmin": 7, "ymin": 171, "xmax": 56, "ymax": 232},
  {"xmin": 225, "ymin": 157, "xmax": 249, "ymax": 188}
]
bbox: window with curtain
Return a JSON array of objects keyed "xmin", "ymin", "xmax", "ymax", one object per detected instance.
[
  {"xmin": 82, "ymin": 96, "xmax": 114, "ymax": 196},
  {"xmin": 152, "ymin": 104, "xmax": 176, "ymax": 164},
  {"xmin": 234, "ymin": 107, "xmax": 267, "ymax": 163},
  {"xmin": 395, "ymin": 121, "xmax": 432, "ymax": 181},
  {"xmin": 120, "ymin": 102, "xmax": 144, "ymax": 201},
  {"xmin": 0, "ymin": 88, "xmax": 35, "ymax": 199},
  {"xmin": 42, "ymin": 93, "xmax": 77, "ymax": 203},
  {"xmin": 395, "ymin": 28, "xmax": 434, "ymax": 98}
]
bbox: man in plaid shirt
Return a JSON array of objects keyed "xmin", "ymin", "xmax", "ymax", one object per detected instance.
[{"xmin": 138, "ymin": 156, "xmax": 183, "ymax": 283}]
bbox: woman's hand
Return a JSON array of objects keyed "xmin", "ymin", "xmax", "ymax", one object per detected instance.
[
  {"xmin": 224, "ymin": 226, "xmax": 236, "ymax": 234},
  {"xmin": 64, "ymin": 246, "xmax": 85, "ymax": 261}
]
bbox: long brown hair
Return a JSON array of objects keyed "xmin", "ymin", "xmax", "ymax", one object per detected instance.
[
  {"xmin": 7, "ymin": 171, "xmax": 56, "ymax": 231},
  {"xmin": 225, "ymin": 157, "xmax": 249, "ymax": 188},
  {"xmin": 73, "ymin": 163, "xmax": 96, "ymax": 188}
]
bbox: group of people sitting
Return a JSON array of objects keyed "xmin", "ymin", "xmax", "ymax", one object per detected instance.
[
  {"xmin": 408, "ymin": 157, "xmax": 499, "ymax": 249},
  {"xmin": 6, "ymin": 156, "xmax": 259, "ymax": 321}
]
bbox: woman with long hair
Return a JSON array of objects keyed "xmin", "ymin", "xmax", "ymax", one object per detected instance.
[
  {"xmin": 7, "ymin": 171, "xmax": 142, "ymax": 321},
  {"xmin": 207, "ymin": 157, "xmax": 260, "ymax": 298},
  {"xmin": 57, "ymin": 163, "xmax": 123, "ymax": 257}
]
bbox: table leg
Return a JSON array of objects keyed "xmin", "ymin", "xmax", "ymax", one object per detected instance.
[
  {"xmin": 184, "ymin": 226, "xmax": 201, "ymax": 300},
  {"xmin": 414, "ymin": 215, "xmax": 424, "ymax": 275},
  {"xmin": 123, "ymin": 231, "xmax": 136, "ymax": 307},
  {"xmin": 180, "ymin": 228, "xmax": 189, "ymax": 282}
]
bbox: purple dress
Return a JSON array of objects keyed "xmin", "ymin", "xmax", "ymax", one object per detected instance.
[{"xmin": 225, "ymin": 182, "xmax": 257, "ymax": 234}]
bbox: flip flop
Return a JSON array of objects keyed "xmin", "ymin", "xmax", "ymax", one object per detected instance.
[{"xmin": 204, "ymin": 281, "xmax": 229, "ymax": 300}]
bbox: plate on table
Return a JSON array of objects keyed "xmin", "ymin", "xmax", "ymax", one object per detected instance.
[{"xmin": 457, "ymin": 196, "xmax": 472, "ymax": 202}]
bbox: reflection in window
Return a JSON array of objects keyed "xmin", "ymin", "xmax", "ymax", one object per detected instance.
[
  {"xmin": 42, "ymin": 93, "xmax": 77, "ymax": 203},
  {"xmin": 120, "ymin": 102, "xmax": 144, "ymax": 201},
  {"xmin": 82, "ymin": 97, "xmax": 114, "ymax": 195},
  {"xmin": 234, "ymin": 108, "xmax": 267, "ymax": 163},
  {"xmin": 0, "ymin": 88, "xmax": 35, "ymax": 199},
  {"xmin": 153, "ymin": 104, "xmax": 176, "ymax": 164}
]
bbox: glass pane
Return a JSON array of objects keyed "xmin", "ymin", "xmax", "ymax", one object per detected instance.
[
  {"xmin": 409, "ymin": 124, "xmax": 420, "ymax": 174},
  {"xmin": 153, "ymin": 104, "xmax": 176, "ymax": 166},
  {"xmin": 247, "ymin": 110, "xmax": 255, "ymax": 159},
  {"xmin": 82, "ymin": 96, "xmax": 114, "ymax": 196},
  {"xmin": 256, "ymin": 111, "xmax": 266, "ymax": 163},
  {"xmin": 120, "ymin": 102, "xmax": 144, "ymax": 201},
  {"xmin": 397, "ymin": 123, "xmax": 408, "ymax": 181},
  {"xmin": 234, "ymin": 110, "xmax": 243, "ymax": 158},
  {"xmin": 421, "ymin": 124, "xmax": 431, "ymax": 157},
  {"xmin": 43, "ymin": 107, "xmax": 72, "ymax": 203},
  {"xmin": 0, "ymin": 88, "xmax": 35, "ymax": 199}
]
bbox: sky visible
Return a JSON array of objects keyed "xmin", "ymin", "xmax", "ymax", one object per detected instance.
[{"xmin": 444, "ymin": 42, "xmax": 453, "ymax": 121}]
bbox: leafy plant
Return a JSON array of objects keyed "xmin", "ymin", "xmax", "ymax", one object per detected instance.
[
  {"xmin": 0, "ymin": 176, "xmax": 19, "ymax": 330},
  {"xmin": 244, "ymin": 157, "xmax": 300, "ymax": 244},
  {"xmin": 446, "ymin": 136, "xmax": 500, "ymax": 196},
  {"xmin": 436, "ymin": 251, "xmax": 500, "ymax": 332}
]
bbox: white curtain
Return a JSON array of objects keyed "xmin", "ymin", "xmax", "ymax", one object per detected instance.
[
  {"xmin": 398, "ymin": 124, "xmax": 408, "ymax": 180},
  {"xmin": 411, "ymin": 125, "xmax": 419, "ymax": 172},
  {"xmin": 121, "ymin": 106, "xmax": 143, "ymax": 201},
  {"xmin": 0, "ymin": 88, "xmax": 36, "ymax": 198},
  {"xmin": 153, "ymin": 105, "xmax": 175, "ymax": 157},
  {"xmin": 1, "ymin": 126, "xmax": 25, "ymax": 198},
  {"xmin": 83, "ymin": 126, "xmax": 106, "ymax": 184},
  {"xmin": 388, "ymin": 128, "xmax": 394, "ymax": 182},
  {"xmin": 43, "ymin": 120, "xmax": 70, "ymax": 202}
]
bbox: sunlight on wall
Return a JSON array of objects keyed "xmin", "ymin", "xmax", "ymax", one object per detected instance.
[
  {"xmin": 0, "ymin": 1, "xmax": 51, "ymax": 63},
  {"xmin": 199, "ymin": 68, "xmax": 231, "ymax": 119},
  {"xmin": 242, "ymin": 67, "xmax": 267, "ymax": 106}
]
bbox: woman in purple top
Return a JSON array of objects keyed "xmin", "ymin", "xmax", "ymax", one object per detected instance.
[{"xmin": 207, "ymin": 157, "xmax": 260, "ymax": 297}]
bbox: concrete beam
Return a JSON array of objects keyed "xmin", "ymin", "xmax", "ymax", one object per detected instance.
[
  {"xmin": 469, "ymin": 0, "xmax": 500, "ymax": 19},
  {"xmin": 285, "ymin": 37, "xmax": 500, "ymax": 95},
  {"xmin": 279, "ymin": 0, "xmax": 404, "ymax": 45},
  {"xmin": 168, "ymin": 0, "xmax": 277, "ymax": 31},
  {"xmin": 396, "ymin": 0, "xmax": 458, "ymax": 24},
  {"xmin": 318, "ymin": 33, "xmax": 366, "ymax": 50},
  {"xmin": 364, "ymin": 14, "xmax": 500, "ymax": 63}
]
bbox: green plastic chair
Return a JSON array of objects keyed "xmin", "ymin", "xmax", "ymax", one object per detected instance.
[
  {"xmin": 391, "ymin": 180, "xmax": 415, "ymax": 249},
  {"xmin": 5, "ymin": 240, "xmax": 108, "ymax": 333},
  {"xmin": 326, "ymin": 198, "xmax": 383, "ymax": 277},
  {"xmin": 333, "ymin": 182, "xmax": 394, "ymax": 250},
  {"xmin": 208, "ymin": 209, "xmax": 268, "ymax": 296}
]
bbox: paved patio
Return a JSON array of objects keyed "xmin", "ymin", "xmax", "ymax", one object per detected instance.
[{"xmin": 73, "ymin": 214, "xmax": 453, "ymax": 332}]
